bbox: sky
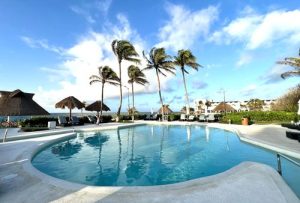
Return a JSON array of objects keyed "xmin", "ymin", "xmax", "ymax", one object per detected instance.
[{"xmin": 0, "ymin": 0, "xmax": 300, "ymax": 113}]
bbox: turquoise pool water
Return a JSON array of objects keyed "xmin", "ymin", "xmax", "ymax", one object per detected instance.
[{"xmin": 32, "ymin": 125, "xmax": 300, "ymax": 196}]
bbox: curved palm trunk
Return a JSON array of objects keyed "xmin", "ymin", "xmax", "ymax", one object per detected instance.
[
  {"xmin": 99, "ymin": 82, "xmax": 104, "ymax": 124},
  {"xmin": 181, "ymin": 68, "xmax": 190, "ymax": 115},
  {"xmin": 117, "ymin": 62, "xmax": 122, "ymax": 122},
  {"xmin": 131, "ymin": 82, "xmax": 135, "ymax": 121},
  {"xmin": 156, "ymin": 69, "xmax": 164, "ymax": 119}
]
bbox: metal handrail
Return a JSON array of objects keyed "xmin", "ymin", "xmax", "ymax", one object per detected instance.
[{"xmin": 277, "ymin": 153, "xmax": 300, "ymax": 175}]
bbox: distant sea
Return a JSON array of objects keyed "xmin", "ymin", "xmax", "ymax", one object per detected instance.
[{"xmin": 0, "ymin": 112, "xmax": 152, "ymax": 122}]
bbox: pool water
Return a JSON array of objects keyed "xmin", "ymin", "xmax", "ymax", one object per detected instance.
[{"xmin": 32, "ymin": 125, "xmax": 300, "ymax": 196}]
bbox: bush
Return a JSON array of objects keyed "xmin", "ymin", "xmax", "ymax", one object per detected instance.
[
  {"xmin": 101, "ymin": 115, "xmax": 112, "ymax": 123},
  {"xmin": 79, "ymin": 116, "xmax": 90, "ymax": 124},
  {"xmin": 20, "ymin": 117, "xmax": 58, "ymax": 127},
  {"xmin": 219, "ymin": 111, "xmax": 298, "ymax": 124},
  {"xmin": 272, "ymin": 84, "xmax": 300, "ymax": 112},
  {"xmin": 135, "ymin": 114, "xmax": 147, "ymax": 120},
  {"xmin": 169, "ymin": 114, "xmax": 180, "ymax": 121}
]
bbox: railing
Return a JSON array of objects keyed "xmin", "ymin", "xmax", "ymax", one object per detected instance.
[{"xmin": 277, "ymin": 153, "xmax": 300, "ymax": 175}]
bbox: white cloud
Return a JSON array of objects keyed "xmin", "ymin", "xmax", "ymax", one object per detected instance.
[
  {"xmin": 236, "ymin": 53, "xmax": 253, "ymax": 67},
  {"xmin": 157, "ymin": 4, "xmax": 218, "ymax": 51},
  {"xmin": 70, "ymin": 0, "xmax": 113, "ymax": 23},
  {"xmin": 210, "ymin": 8, "xmax": 300, "ymax": 49},
  {"xmin": 21, "ymin": 36, "xmax": 64, "ymax": 54},
  {"xmin": 31, "ymin": 14, "xmax": 174, "ymax": 112},
  {"xmin": 96, "ymin": 0, "xmax": 112, "ymax": 15},
  {"xmin": 70, "ymin": 6, "xmax": 96, "ymax": 24},
  {"xmin": 260, "ymin": 65, "xmax": 291, "ymax": 84},
  {"xmin": 239, "ymin": 84, "xmax": 257, "ymax": 97}
]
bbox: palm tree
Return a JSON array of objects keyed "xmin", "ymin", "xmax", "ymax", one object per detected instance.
[
  {"xmin": 143, "ymin": 47, "xmax": 175, "ymax": 119},
  {"xmin": 111, "ymin": 40, "xmax": 140, "ymax": 122},
  {"xmin": 174, "ymin": 49, "xmax": 201, "ymax": 115},
  {"xmin": 128, "ymin": 65, "xmax": 148, "ymax": 121},
  {"xmin": 90, "ymin": 66, "xmax": 119, "ymax": 124},
  {"xmin": 277, "ymin": 48, "xmax": 300, "ymax": 79}
]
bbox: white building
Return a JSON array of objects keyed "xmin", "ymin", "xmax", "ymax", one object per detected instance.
[{"xmin": 194, "ymin": 99, "xmax": 276, "ymax": 115}]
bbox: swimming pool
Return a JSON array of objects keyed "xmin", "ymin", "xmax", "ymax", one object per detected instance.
[{"xmin": 32, "ymin": 124, "xmax": 300, "ymax": 196}]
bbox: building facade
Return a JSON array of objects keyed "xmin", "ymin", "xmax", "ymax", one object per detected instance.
[{"xmin": 194, "ymin": 99, "xmax": 276, "ymax": 115}]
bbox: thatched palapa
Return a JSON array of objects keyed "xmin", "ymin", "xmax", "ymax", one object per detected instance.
[
  {"xmin": 213, "ymin": 102, "xmax": 236, "ymax": 112},
  {"xmin": 85, "ymin": 101, "xmax": 110, "ymax": 112},
  {"xmin": 0, "ymin": 89, "xmax": 49, "ymax": 116},
  {"xmin": 55, "ymin": 96, "xmax": 84, "ymax": 118},
  {"xmin": 157, "ymin": 105, "xmax": 173, "ymax": 115}
]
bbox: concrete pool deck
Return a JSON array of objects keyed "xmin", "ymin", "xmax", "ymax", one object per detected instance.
[{"xmin": 0, "ymin": 122, "xmax": 299, "ymax": 202}]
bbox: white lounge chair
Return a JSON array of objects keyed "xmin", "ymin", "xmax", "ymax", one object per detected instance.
[
  {"xmin": 199, "ymin": 114, "xmax": 206, "ymax": 122},
  {"xmin": 207, "ymin": 114, "xmax": 215, "ymax": 122},
  {"xmin": 71, "ymin": 116, "xmax": 80, "ymax": 125},
  {"xmin": 188, "ymin": 115, "xmax": 195, "ymax": 121},
  {"xmin": 58, "ymin": 116, "xmax": 68, "ymax": 126},
  {"xmin": 87, "ymin": 115, "xmax": 96, "ymax": 124},
  {"xmin": 180, "ymin": 114, "xmax": 186, "ymax": 121}
]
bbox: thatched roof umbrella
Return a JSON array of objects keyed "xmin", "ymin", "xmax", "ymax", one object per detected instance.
[
  {"xmin": 0, "ymin": 89, "xmax": 49, "ymax": 142},
  {"xmin": 85, "ymin": 101, "xmax": 110, "ymax": 117},
  {"xmin": 55, "ymin": 96, "xmax": 84, "ymax": 119},
  {"xmin": 0, "ymin": 89, "xmax": 49, "ymax": 117},
  {"xmin": 157, "ymin": 105, "xmax": 173, "ymax": 115},
  {"xmin": 213, "ymin": 102, "xmax": 236, "ymax": 113}
]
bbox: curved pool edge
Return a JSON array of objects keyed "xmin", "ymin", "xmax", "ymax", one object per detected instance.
[
  {"xmin": 139, "ymin": 121, "xmax": 300, "ymax": 160},
  {"xmin": 1, "ymin": 122, "xmax": 299, "ymax": 202}
]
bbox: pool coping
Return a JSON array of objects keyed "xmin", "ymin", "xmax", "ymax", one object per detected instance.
[{"xmin": 1, "ymin": 122, "xmax": 299, "ymax": 202}]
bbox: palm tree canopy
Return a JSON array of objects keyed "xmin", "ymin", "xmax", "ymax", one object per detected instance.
[
  {"xmin": 111, "ymin": 40, "xmax": 140, "ymax": 64},
  {"xmin": 277, "ymin": 48, "xmax": 300, "ymax": 79},
  {"xmin": 128, "ymin": 65, "xmax": 148, "ymax": 85},
  {"xmin": 89, "ymin": 66, "xmax": 120, "ymax": 86},
  {"xmin": 174, "ymin": 49, "xmax": 202, "ymax": 74},
  {"xmin": 143, "ymin": 47, "xmax": 175, "ymax": 76}
]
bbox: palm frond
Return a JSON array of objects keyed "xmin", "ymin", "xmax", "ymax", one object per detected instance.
[
  {"xmin": 281, "ymin": 71, "xmax": 300, "ymax": 79},
  {"xmin": 90, "ymin": 80, "xmax": 101, "ymax": 85}
]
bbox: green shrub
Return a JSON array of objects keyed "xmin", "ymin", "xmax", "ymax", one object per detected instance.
[
  {"xmin": 169, "ymin": 114, "xmax": 180, "ymax": 121},
  {"xmin": 101, "ymin": 115, "xmax": 112, "ymax": 123},
  {"xmin": 79, "ymin": 116, "xmax": 90, "ymax": 124},
  {"xmin": 20, "ymin": 117, "xmax": 58, "ymax": 127},
  {"xmin": 135, "ymin": 114, "xmax": 147, "ymax": 120},
  {"xmin": 220, "ymin": 111, "xmax": 298, "ymax": 124}
]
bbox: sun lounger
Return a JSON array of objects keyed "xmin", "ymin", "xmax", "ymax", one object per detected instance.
[
  {"xmin": 207, "ymin": 114, "xmax": 216, "ymax": 122},
  {"xmin": 199, "ymin": 114, "xmax": 206, "ymax": 122},
  {"xmin": 144, "ymin": 114, "xmax": 151, "ymax": 120},
  {"xmin": 151, "ymin": 114, "xmax": 158, "ymax": 120},
  {"xmin": 188, "ymin": 115, "xmax": 195, "ymax": 121},
  {"xmin": 58, "ymin": 116, "xmax": 69, "ymax": 126},
  {"xmin": 180, "ymin": 114, "xmax": 186, "ymax": 121},
  {"xmin": 87, "ymin": 115, "xmax": 97, "ymax": 124},
  {"xmin": 71, "ymin": 116, "xmax": 81, "ymax": 125}
]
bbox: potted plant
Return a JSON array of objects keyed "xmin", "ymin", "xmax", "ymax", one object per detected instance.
[{"xmin": 242, "ymin": 115, "xmax": 250, "ymax": 125}]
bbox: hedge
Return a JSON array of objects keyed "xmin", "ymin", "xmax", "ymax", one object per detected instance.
[
  {"xmin": 219, "ymin": 111, "xmax": 299, "ymax": 124},
  {"xmin": 20, "ymin": 117, "xmax": 58, "ymax": 127}
]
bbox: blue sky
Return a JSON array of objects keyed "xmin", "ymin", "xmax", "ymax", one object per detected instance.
[{"xmin": 0, "ymin": 0, "xmax": 300, "ymax": 113}]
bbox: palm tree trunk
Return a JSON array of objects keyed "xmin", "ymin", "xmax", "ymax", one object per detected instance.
[
  {"xmin": 131, "ymin": 82, "xmax": 135, "ymax": 121},
  {"xmin": 100, "ymin": 82, "xmax": 104, "ymax": 124},
  {"xmin": 156, "ymin": 69, "xmax": 164, "ymax": 119},
  {"xmin": 181, "ymin": 68, "xmax": 190, "ymax": 115},
  {"xmin": 117, "ymin": 62, "xmax": 122, "ymax": 122}
]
